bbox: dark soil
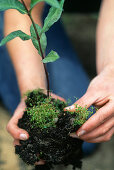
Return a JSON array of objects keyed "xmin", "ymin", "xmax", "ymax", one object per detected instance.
[{"xmin": 15, "ymin": 91, "xmax": 83, "ymax": 170}]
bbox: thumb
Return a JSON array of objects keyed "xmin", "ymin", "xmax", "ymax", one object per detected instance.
[
  {"xmin": 7, "ymin": 121, "xmax": 29, "ymax": 140},
  {"xmin": 64, "ymin": 91, "xmax": 96, "ymax": 112}
]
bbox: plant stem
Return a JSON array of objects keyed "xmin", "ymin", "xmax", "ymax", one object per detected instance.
[{"xmin": 21, "ymin": 0, "xmax": 50, "ymax": 97}]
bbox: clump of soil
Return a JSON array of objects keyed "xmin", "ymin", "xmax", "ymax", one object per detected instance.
[{"xmin": 15, "ymin": 90, "xmax": 85, "ymax": 170}]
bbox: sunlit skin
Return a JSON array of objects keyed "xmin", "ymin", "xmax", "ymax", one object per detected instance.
[
  {"xmin": 65, "ymin": 0, "xmax": 114, "ymax": 142},
  {"xmin": 6, "ymin": 0, "xmax": 114, "ymax": 162},
  {"xmin": 65, "ymin": 65, "xmax": 114, "ymax": 143}
]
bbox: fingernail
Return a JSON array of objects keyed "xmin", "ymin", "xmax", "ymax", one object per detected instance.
[
  {"xmin": 70, "ymin": 133, "xmax": 79, "ymax": 138},
  {"xmin": 77, "ymin": 130, "xmax": 86, "ymax": 137},
  {"xmin": 20, "ymin": 134, "xmax": 27, "ymax": 140},
  {"xmin": 65, "ymin": 105, "xmax": 75, "ymax": 111}
]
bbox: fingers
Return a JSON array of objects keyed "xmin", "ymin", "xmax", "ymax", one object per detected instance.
[
  {"xmin": 64, "ymin": 91, "xmax": 97, "ymax": 111},
  {"xmin": 7, "ymin": 100, "xmax": 29, "ymax": 140},
  {"xmin": 85, "ymin": 127, "xmax": 114, "ymax": 143},
  {"xmin": 9, "ymin": 100, "xmax": 45, "ymax": 166},
  {"xmin": 76, "ymin": 102, "xmax": 114, "ymax": 137},
  {"xmin": 35, "ymin": 160, "xmax": 45, "ymax": 165},
  {"xmin": 13, "ymin": 100, "xmax": 26, "ymax": 119},
  {"xmin": 7, "ymin": 121, "xmax": 29, "ymax": 140},
  {"xmin": 13, "ymin": 139, "xmax": 20, "ymax": 146},
  {"xmin": 71, "ymin": 116, "xmax": 114, "ymax": 141},
  {"xmin": 81, "ymin": 116, "xmax": 114, "ymax": 141}
]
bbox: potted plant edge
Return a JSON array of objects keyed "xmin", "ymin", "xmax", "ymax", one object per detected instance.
[{"xmin": 0, "ymin": 0, "xmax": 93, "ymax": 170}]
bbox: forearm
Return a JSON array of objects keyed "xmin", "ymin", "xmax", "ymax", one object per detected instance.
[
  {"xmin": 4, "ymin": 2, "xmax": 46, "ymax": 96},
  {"xmin": 96, "ymin": 0, "xmax": 114, "ymax": 74}
]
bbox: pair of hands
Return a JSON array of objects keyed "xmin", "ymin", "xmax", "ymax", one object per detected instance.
[{"xmin": 7, "ymin": 66, "xmax": 114, "ymax": 147}]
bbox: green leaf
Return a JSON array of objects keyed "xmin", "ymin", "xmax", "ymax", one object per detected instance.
[
  {"xmin": 0, "ymin": 30, "xmax": 31, "ymax": 46},
  {"xmin": 0, "ymin": 0, "xmax": 27, "ymax": 14},
  {"xmin": 30, "ymin": 24, "xmax": 47, "ymax": 55},
  {"xmin": 42, "ymin": 50, "xmax": 60, "ymax": 63},
  {"xmin": 30, "ymin": 0, "xmax": 60, "ymax": 11},
  {"xmin": 41, "ymin": 0, "xmax": 65, "ymax": 33}
]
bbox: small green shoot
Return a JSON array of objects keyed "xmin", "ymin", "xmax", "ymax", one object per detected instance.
[{"xmin": 0, "ymin": 0, "xmax": 65, "ymax": 96}]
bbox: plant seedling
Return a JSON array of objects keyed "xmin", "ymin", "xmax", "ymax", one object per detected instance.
[
  {"xmin": 0, "ymin": 1, "xmax": 93, "ymax": 169},
  {"xmin": 0, "ymin": 0, "xmax": 65, "ymax": 97}
]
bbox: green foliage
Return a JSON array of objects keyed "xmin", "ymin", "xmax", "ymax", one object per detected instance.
[
  {"xmin": 24, "ymin": 89, "xmax": 66, "ymax": 129},
  {"xmin": 26, "ymin": 97, "xmax": 60, "ymax": 129},
  {"xmin": 0, "ymin": 0, "xmax": 27, "ymax": 14},
  {"xmin": 24, "ymin": 88, "xmax": 44, "ymax": 98},
  {"xmin": 0, "ymin": 0, "xmax": 65, "ymax": 64},
  {"xmin": 25, "ymin": 89, "xmax": 92, "ymax": 129},
  {"xmin": 69, "ymin": 104, "xmax": 94, "ymax": 126},
  {"xmin": 0, "ymin": 30, "xmax": 31, "ymax": 46},
  {"xmin": 41, "ymin": 0, "xmax": 65, "ymax": 33},
  {"xmin": 30, "ymin": 24, "xmax": 47, "ymax": 55},
  {"xmin": 24, "ymin": 88, "xmax": 47, "ymax": 106},
  {"xmin": 30, "ymin": 0, "xmax": 61, "ymax": 11},
  {"xmin": 42, "ymin": 50, "xmax": 60, "ymax": 63}
]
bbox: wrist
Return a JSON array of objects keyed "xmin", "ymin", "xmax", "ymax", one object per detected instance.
[
  {"xmin": 98, "ymin": 64, "xmax": 114, "ymax": 76},
  {"xmin": 97, "ymin": 59, "xmax": 114, "ymax": 74},
  {"xmin": 18, "ymin": 75, "xmax": 47, "ymax": 97}
]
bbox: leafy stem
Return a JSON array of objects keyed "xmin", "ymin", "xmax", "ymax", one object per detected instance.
[
  {"xmin": 21, "ymin": 0, "xmax": 50, "ymax": 97},
  {"xmin": 0, "ymin": 0, "xmax": 65, "ymax": 97}
]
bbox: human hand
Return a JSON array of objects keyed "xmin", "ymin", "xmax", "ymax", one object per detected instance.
[
  {"xmin": 65, "ymin": 66, "xmax": 114, "ymax": 143},
  {"xmin": 7, "ymin": 99, "xmax": 29, "ymax": 143},
  {"xmin": 7, "ymin": 92, "xmax": 65, "ymax": 164}
]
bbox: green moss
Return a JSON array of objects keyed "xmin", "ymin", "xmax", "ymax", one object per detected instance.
[
  {"xmin": 68, "ymin": 104, "xmax": 94, "ymax": 126},
  {"xmin": 25, "ymin": 89, "xmax": 94, "ymax": 129},
  {"xmin": 26, "ymin": 95, "xmax": 61, "ymax": 129}
]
